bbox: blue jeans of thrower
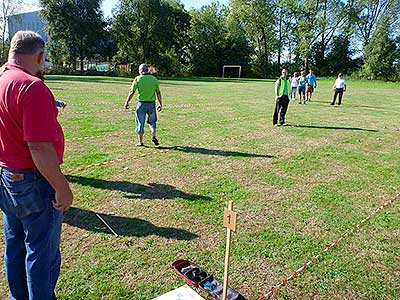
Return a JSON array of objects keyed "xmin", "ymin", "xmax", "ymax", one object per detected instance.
[{"xmin": 0, "ymin": 167, "xmax": 63, "ymax": 300}]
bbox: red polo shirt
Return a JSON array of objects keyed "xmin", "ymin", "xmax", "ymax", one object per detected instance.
[{"xmin": 0, "ymin": 63, "xmax": 64, "ymax": 169}]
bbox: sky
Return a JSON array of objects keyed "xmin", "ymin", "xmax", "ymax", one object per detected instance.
[{"xmin": 21, "ymin": 0, "xmax": 230, "ymax": 17}]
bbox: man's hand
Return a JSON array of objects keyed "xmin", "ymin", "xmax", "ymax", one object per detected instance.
[
  {"xmin": 53, "ymin": 187, "xmax": 73, "ymax": 211},
  {"xmin": 28, "ymin": 141, "xmax": 74, "ymax": 212},
  {"xmin": 157, "ymin": 104, "xmax": 162, "ymax": 112}
]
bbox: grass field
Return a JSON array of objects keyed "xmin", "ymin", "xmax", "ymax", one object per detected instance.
[{"xmin": 0, "ymin": 75, "xmax": 399, "ymax": 300}]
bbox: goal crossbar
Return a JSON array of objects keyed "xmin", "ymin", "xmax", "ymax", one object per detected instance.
[{"xmin": 222, "ymin": 65, "xmax": 241, "ymax": 79}]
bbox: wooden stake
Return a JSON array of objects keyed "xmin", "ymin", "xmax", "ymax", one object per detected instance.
[{"xmin": 222, "ymin": 201, "xmax": 236, "ymax": 300}]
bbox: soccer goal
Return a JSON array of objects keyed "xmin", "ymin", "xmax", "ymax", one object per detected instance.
[{"xmin": 222, "ymin": 65, "xmax": 242, "ymax": 79}]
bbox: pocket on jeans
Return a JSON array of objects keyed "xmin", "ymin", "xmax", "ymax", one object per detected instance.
[{"xmin": 3, "ymin": 175, "xmax": 45, "ymax": 218}]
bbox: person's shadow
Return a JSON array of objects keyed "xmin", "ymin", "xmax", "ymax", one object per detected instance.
[
  {"xmin": 66, "ymin": 175, "xmax": 212, "ymax": 201},
  {"xmin": 63, "ymin": 207, "xmax": 198, "ymax": 240},
  {"xmin": 157, "ymin": 146, "xmax": 275, "ymax": 158},
  {"xmin": 289, "ymin": 124, "xmax": 378, "ymax": 132}
]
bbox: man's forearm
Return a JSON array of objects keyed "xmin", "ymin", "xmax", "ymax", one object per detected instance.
[
  {"xmin": 28, "ymin": 142, "xmax": 70, "ymax": 192},
  {"xmin": 126, "ymin": 92, "xmax": 133, "ymax": 103},
  {"xmin": 156, "ymin": 90, "xmax": 162, "ymax": 106}
]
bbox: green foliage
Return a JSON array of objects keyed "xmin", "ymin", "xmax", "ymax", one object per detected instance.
[
  {"xmin": 229, "ymin": 0, "xmax": 275, "ymax": 77},
  {"xmin": 326, "ymin": 35, "xmax": 354, "ymax": 75},
  {"xmin": 362, "ymin": 18, "xmax": 397, "ymax": 80},
  {"xmin": 187, "ymin": 3, "xmax": 252, "ymax": 77},
  {"xmin": 112, "ymin": 0, "xmax": 191, "ymax": 76},
  {"xmin": 40, "ymin": 0, "xmax": 107, "ymax": 72}
]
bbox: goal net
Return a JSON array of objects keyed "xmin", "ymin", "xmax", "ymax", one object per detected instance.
[{"xmin": 222, "ymin": 65, "xmax": 242, "ymax": 79}]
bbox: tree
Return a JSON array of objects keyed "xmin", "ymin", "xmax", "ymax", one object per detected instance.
[
  {"xmin": 40, "ymin": 0, "xmax": 107, "ymax": 73},
  {"xmin": 224, "ymin": 21, "xmax": 252, "ymax": 76},
  {"xmin": 188, "ymin": 3, "xmax": 229, "ymax": 76},
  {"xmin": 293, "ymin": 0, "xmax": 353, "ymax": 72},
  {"xmin": 363, "ymin": 17, "xmax": 396, "ymax": 80},
  {"xmin": 326, "ymin": 35, "xmax": 353, "ymax": 75},
  {"xmin": 355, "ymin": 0, "xmax": 400, "ymax": 47},
  {"xmin": 112, "ymin": 0, "xmax": 190, "ymax": 75},
  {"xmin": 0, "ymin": 0, "xmax": 22, "ymax": 63},
  {"xmin": 395, "ymin": 36, "xmax": 400, "ymax": 78},
  {"xmin": 229, "ymin": 0, "xmax": 275, "ymax": 77},
  {"xmin": 272, "ymin": 0, "xmax": 297, "ymax": 68}
]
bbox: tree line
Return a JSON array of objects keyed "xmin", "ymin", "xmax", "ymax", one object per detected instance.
[{"xmin": 36, "ymin": 0, "xmax": 400, "ymax": 79}]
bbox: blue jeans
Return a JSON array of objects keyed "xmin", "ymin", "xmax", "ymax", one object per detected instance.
[
  {"xmin": 0, "ymin": 167, "xmax": 63, "ymax": 300},
  {"xmin": 135, "ymin": 101, "xmax": 157, "ymax": 134}
]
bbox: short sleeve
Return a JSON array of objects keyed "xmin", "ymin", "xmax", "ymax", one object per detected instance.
[
  {"xmin": 22, "ymin": 81, "xmax": 58, "ymax": 142},
  {"xmin": 155, "ymin": 78, "xmax": 159, "ymax": 90},
  {"xmin": 131, "ymin": 77, "xmax": 138, "ymax": 92}
]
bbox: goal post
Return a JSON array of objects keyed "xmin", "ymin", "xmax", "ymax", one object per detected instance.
[{"xmin": 222, "ymin": 65, "xmax": 242, "ymax": 79}]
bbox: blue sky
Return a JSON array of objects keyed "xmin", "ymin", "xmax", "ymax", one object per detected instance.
[{"xmin": 22, "ymin": 0, "xmax": 230, "ymax": 17}]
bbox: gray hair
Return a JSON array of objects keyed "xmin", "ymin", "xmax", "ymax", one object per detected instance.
[
  {"xmin": 139, "ymin": 63, "xmax": 149, "ymax": 74},
  {"xmin": 9, "ymin": 31, "xmax": 45, "ymax": 56}
]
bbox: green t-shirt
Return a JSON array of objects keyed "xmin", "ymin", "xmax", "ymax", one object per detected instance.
[
  {"xmin": 275, "ymin": 77, "xmax": 290, "ymax": 97},
  {"xmin": 130, "ymin": 74, "xmax": 159, "ymax": 102}
]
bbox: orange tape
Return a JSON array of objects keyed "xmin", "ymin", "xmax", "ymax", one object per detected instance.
[{"xmin": 259, "ymin": 193, "xmax": 398, "ymax": 300}]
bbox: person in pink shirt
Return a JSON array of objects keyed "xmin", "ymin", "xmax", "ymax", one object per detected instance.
[{"xmin": 0, "ymin": 31, "xmax": 73, "ymax": 300}]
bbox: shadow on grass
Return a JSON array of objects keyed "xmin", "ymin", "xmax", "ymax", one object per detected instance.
[
  {"xmin": 63, "ymin": 207, "xmax": 198, "ymax": 240},
  {"xmin": 289, "ymin": 124, "xmax": 378, "ymax": 132},
  {"xmin": 157, "ymin": 146, "xmax": 274, "ymax": 158},
  {"xmin": 66, "ymin": 175, "xmax": 212, "ymax": 201}
]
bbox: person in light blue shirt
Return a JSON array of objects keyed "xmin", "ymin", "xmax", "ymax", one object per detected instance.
[
  {"xmin": 305, "ymin": 69, "xmax": 317, "ymax": 102},
  {"xmin": 298, "ymin": 70, "xmax": 307, "ymax": 104}
]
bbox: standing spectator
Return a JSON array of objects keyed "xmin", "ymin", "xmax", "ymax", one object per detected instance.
[
  {"xmin": 0, "ymin": 31, "xmax": 73, "ymax": 300},
  {"xmin": 273, "ymin": 69, "xmax": 291, "ymax": 126},
  {"xmin": 298, "ymin": 70, "xmax": 307, "ymax": 104},
  {"xmin": 125, "ymin": 64, "xmax": 163, "ymax": 146},
  {"xmin": 305, "ymin": 69, "xmax": 317, "ymax": 102},
  {"xmin": 331, "ymin": 73, "xmax": 347, "ymax": 106},
  {"xmin": 290, "ymin": 72, "xmax": 299, "ymax": 101}
]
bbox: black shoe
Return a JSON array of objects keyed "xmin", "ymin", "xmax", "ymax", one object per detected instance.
[
  {"xmin": 330, "ymin": 103, "xmax": 334, "ymax": 105},
  {"xmin": 152, "ymin": 136, "xmax": 159, "ymax": 146}
]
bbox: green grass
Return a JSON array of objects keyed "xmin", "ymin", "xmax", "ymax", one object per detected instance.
[{"xmin": 0, "ymin": 75, "xmax": 399, "ymax": 300}]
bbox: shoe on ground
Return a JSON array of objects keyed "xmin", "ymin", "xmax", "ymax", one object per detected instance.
[
  {"xmin": 330, "ymin": 103, "xmax": 334, "ymax": 105},
  {"xmin": 152, "ymin": 136, "xmax": 159, "ymax": 146},
  {"xmin": 136, "ymin": 142, "xmax": 144, "ymax": 147},
  {"xmin": 273, "ymin": 123, "xmax": 279, "ymax": 127}
]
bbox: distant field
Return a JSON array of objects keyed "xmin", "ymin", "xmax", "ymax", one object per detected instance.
[{"xmin": 0, "ymin": 76, "xmax": 399, "ymax": 300}]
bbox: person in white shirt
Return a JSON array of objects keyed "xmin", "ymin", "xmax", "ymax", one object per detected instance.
[
  {"xmin": 290, "ymin": 72, "xmax": 299, "ymax": 101},
  {"xmin": 331, "ymin": 73, "xmax": 346, "ymax": 106}
]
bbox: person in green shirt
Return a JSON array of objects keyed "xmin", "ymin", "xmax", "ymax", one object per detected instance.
[
  {"xmin": 124, "ymin": 64, "xmax": 163, "ymax": 146},
  {"xmin": 273, "ymin": 69, "xmax": 291, "ymax": 126}
]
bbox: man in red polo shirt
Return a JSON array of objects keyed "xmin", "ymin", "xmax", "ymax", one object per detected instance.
[{"xmin": 0, "ymin": 31, "xmax": 73, "ymax": 300}]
